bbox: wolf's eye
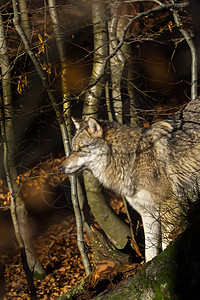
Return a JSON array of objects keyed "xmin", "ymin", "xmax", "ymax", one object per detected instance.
[
  {"xmin": 77, "ymin": 146, "xmax": 84, "ymax": 152},
  {"xmin": 77, "ymin": 145, "xmax": 89, "ymax": 153}
]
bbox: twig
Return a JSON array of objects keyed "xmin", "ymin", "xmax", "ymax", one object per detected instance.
[
  {"xmin": 171, "ymin": 2, "xmax": 198, "ymax": 100},
  {"xmin": 78, "ymin": 1, "xmax": 189, "ymax": 98}
]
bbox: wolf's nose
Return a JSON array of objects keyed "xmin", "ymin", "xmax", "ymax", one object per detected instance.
[{"xmin": 58, "ymin": 165, "xmax": 65, "ymax": 173}]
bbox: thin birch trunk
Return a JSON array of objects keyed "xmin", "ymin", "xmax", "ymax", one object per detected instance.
[
  {"xmin": 18, "ymin": 0, "xmax": 32, "ymax": 41},
  {"xmin": 83, "ymin": 0, "xmax": 131, "ymax": 249},
  {"xmin": 128, "ymin": 65, "xmax": 138, "ymax": 125},
  {"xmin": 108, "ymin": 2, "xmax": 137, "ymax": 124},
  {"xmin": 172, "ymin": 3, "xmax": 198, "ymax": 100},
  {"xmin": 107, "ymin": 2, "xmax": 125, "ymax": 123},
  {"xmin": 48, "ymin": 0, "xmax": 91, "ymax": 275},
  {"xmin": 0, "ymin": 12, "xmax": 45, "ymax": 280},
  {"xmin": 83, "ymin": 0, "xmax": 109, "ymax": 118},
  {"xmin": 105, "ymin": 81, "xmax": 114, "ymax": 121},
  {"xmin": 0, "ymin": 97, "xmax": 39, "ymax": 300},
  {"xmin": 48, "ymin": 0, "xmax": 71, "ymax": 138}
]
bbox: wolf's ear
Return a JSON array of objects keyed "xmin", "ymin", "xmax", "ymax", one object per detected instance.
[
  {"xmin": 72, "ymin": 117, "xmax": 81, "ymax": 130},
  {"xmin": 88, "ymin": 117, "xmax": 103, "ymax": 138}
]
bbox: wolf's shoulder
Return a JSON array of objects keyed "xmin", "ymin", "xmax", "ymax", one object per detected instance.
[
  {"xmin": 97, "ymin": 119, "xmax": 138, "ymax": 133},
  {"xmin": 98, "ymin": 120, "xmax": 142, "ymax": 144}
]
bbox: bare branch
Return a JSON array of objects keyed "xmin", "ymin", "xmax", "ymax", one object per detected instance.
[
  {"xmin": 79, "ymin": 1, "xmax": 189, "ymax": 96},
  {"xmin": 172, "ymin": 4, "xmax": 198, "ymax": 100}
]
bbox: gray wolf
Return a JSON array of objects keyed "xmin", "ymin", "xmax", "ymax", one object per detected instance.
[{"xmin": 59, "ymin": 99, "xmax": 200, "ymax": 262}]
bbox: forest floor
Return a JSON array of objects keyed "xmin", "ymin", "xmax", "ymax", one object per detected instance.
[
  {"xmin": 2, "ymin": 206, "xmax": 141, "ymax": 300},
  {"xmin": 0, "ymin": 158, "xmax": 142, "ymax": 299},
  {"xmin": 2, "ymin": 211, "xmax": 88, "ymax": 299}
]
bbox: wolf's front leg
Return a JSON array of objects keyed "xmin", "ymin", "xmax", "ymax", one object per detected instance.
[
  {"xmin": 142, "ymin": 213, "xmax": 161, "ymax": 262},
  {"xmin": 127, "ymin": 192, "xmax": 161, "ymax": 262}
]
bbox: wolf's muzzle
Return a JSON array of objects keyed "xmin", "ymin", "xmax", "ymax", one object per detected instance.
[{"xmin": 58, "ymin": 165, "xmax": 65, "ymax": 173}]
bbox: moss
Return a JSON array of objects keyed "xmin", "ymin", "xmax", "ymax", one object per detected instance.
[
  {"xmin": 144, "ymin": 245, "xmax": 177, "ymax": 299},
  {"xmin": 94, "ymin": 244, "xmax": 178, "ymax": 300},
  {"xmin": 59, "ymin": 244, "xmax": 178, "ymax": 300},
  {"xmin": 33, "ymin": 270, "xmax": 46, "ymax": 280}
]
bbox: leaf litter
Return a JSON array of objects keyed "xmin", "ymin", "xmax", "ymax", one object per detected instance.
[{"xmin": 0, "ymin": 158, "xmax": 141, "ymax": 299}]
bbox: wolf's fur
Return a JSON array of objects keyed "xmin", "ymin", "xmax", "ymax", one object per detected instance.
[{"xmin": 59, "ymin": 99, "xmax": 200, "ymax": 261}]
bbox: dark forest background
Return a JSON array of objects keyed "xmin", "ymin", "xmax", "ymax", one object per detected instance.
[{"xmin": 0, "ymin": 0, "xmax": 200, "ymax": 299}]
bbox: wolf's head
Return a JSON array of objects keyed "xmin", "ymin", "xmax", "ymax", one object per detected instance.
[{"xmin": 59, "ymin": 117, "xmax": 109, "ymax": 175}]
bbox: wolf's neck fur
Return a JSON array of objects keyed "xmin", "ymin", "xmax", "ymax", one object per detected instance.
[{"xmin": 91, "ymin": 123, "xmax": 143, "ymax": 196}]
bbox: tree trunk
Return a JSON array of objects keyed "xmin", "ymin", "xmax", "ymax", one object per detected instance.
[
  {"xmin": 83, "ymin": 171, "xmax": 131, "ymax": 250},
  {"xmin": 18, "ymin": 0, "xmax": 32, "ymax": 41},
  {"xmin": 83, "ymin": 0, "xmax": 109, "ymax": 118},
  {"xmin": 48, "ymin": 0, "xmax": 91, "ymax": 275},
  {"xmin": 48, "ymin": 0, "xmax": 71, "ymax": 138},
  {"xmin": 107, "ymin": 2, "xmax": 126, "ymax": 123},
  {"xmin": 82, "ymin": 0, "xmax": 131, "ymax": 250},
  {"xmin": 107, "ymin": 2, "xmax": 139, "ymax": 124}
]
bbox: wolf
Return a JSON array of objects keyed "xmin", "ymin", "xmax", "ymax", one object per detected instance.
[{"xmin": 59, "ymin": 99, "xmax": 200, "ymax": 262}]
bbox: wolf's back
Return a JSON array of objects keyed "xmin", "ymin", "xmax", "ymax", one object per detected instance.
[
  {"xmin": 173, "ymin": 98, "xmax": 200, "ymax": 122},
  {"xmin": 162, "ymin": 99, "xmax": 200, "ymax": 193}
]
